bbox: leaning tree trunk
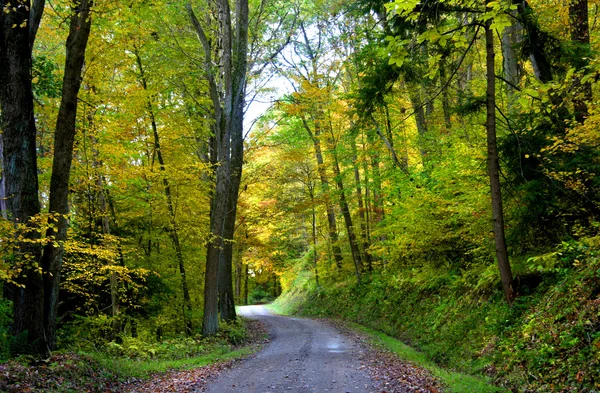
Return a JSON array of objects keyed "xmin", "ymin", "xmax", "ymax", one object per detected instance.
[
  {"xmin": 485, "ymin": 5, "xmax": 515, "ymax": 306},
  {"xmin": 41, "ymin": 0, "xmax": 93, "ymax": 352}
]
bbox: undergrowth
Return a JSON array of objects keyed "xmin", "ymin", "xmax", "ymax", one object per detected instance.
[{"xmin": 0, "ymin": 317, "xmax": 258, "ymax": 392}]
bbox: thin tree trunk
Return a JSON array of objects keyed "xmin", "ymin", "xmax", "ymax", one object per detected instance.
[
  {"xmin": 310, "ymin": 190, "xmax": 319, "ymax": 287},
  {"xmin": 301, "ymin": 118, "xmax": 344, "ymax": 269},
  {"xmin": 409, "ymin": 93, "xmax": 428, "ymax": 161},
  {"xmin": 501, "ymin": 8, "xmax": 522, "ymax": 101},
  {"xmin": 439, "ymin": 59, "xmax": 453, "ymax": 129},
  {"xmin": 151, "ymin": 114, "xmax": 193, "ymax": 336},
  {"xmin": 93, "ymin": 149, "xmax": 119, "ymax": 336},
  {"xmin": 0, "ymin": 136, "xmax": 7, "ymax": 219},
  {"xmin": 351, "ymin": 138, "xmax": 372, "ymax": 272},
  {"xmin": 244, "ymin": 264, "xmax": 249, "ymax": 305},
  {"xmin": 134, "ymin": 50, "xmax": 193, "ymax": 336},
  {"xmin": 330, "ymin": 143, "xmax": 362, "ymax": 283},
  {"xmin": 486, "ymin": 6, "xmax": 515, "ymax": 306},
  {"xmin": 234, "ymin": 237, "xmax": 243, "ymax": 303}
]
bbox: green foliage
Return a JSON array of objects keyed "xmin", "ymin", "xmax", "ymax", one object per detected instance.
[
  {"xmin": 248, "ymin": 287, "xmax": 274, "ymax": 304},
  {"xmin": 0, "ymin": 298, "xmax": 11, "ymax": 360},
  {"xmin": 218, "ymin": 318, "xmax": 249, "ymax": 345},
  {"xmin": 32, "ymin": 55, "xmax": 62, "ymax": 99},
  {"xmin": 9, "ymin": 330, "xmax": 41, "ymax": 358},
  {"xmin": 104, "ymin": 336, "xmax": 207, "ymax": 360}
]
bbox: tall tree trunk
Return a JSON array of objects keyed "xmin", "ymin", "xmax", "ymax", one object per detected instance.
[
  {"xmin": 234, "ymin": 237, "xmax": 243, "ymax": 303},
  {"xmin": 0, "ymin": 0, "xmax": 45, "ymax": 355},
  {"xmin": 409, "ymin": 92, "xmax": 429, "ymax": 161},
  {"xmin": 439, "ymin": 59, "xmax": 453, "ymax": 129},
  {"xmin": 0, "ymin": 136, "xmax": 7, "ymax": 220},
  {"xmin": 188, "ymin": 0, "xmax": 248, "ymax": 334},
  {"xmin": 569, "ymin": 0, "xmax": 591, "ymax": 123},
  {"xmin": 93, "ymin": 139, "xmax": 119, "ymax": 337},
  {"xmin": 244, "ymin": 264, "xmax": 249, "ymax": 305},
  {"xmin": 151, "ymin": 113, "xmax": 193, "ymax": 336},
  {"xmin": 218, "ymin": 20, "xmax": 247, "ymax": 320},
  {"xmin": 486, "ymin": 6, "xmax": 515, "ymax": 306},
  {"xmin": 310, "ymin": 188, "xmax": 320, "ymax": 287}
]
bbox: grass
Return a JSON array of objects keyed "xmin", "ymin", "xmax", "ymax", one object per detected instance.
[
  {"xmin": 349, "ymin": 323, "xmax": 508, "ymax": 393},
  {"xmin": 87, "ymin": 345, "xmax": 255, "ymax": 379}
]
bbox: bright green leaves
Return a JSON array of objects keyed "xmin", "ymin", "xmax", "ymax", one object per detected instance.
[
  {"xmin": 385, "ymin": 35, "xmax": 409, "ymax": 67},
  {"xmin": 483, "ymin": 0, "xmax": 518, "ymax": 34},
  {"xmin": 384, "ymin": 0, "xmax": 419, "ymax": 20}
]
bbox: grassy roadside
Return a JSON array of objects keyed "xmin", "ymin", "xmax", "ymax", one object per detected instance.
[
  {"xmin": 89, "ymin": 344, "xmax": 255, "ymax": 379},
  {"xmin": 268, "ymin": 303, "xmax": 506, "ymax": 393},
  {"xmin": 348, "ymin": 322, "xmax": 507, "ymax": 393}
]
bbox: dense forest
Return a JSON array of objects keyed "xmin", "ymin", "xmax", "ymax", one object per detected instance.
[{"xmin": 1, "ymin": 0, "xmax": 600, "ymax": 391}]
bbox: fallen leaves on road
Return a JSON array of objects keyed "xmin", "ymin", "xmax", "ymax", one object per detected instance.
[
  {"xmin": 119, "ymin": 361, "xmax": 234, "ymax": 393},
  {"xmin": 326, "ymin": 320, "xmax": 445, "ymax": 393}
]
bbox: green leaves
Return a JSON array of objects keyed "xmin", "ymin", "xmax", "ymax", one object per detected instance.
[
  {"xmin": 385, "ymin": 35, "xmax": 408, "ymax": 67},
  {"xmin": 384, "ymin": 0, "xmax": 419, "ymax": 19},
  {"xmin": 483, "ymin": 0, "xmax": 518, "ymax": 35}
]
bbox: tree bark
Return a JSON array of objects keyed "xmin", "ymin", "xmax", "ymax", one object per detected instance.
[
  {"xmin": 309, "ymin": 187, "xmax": 320, "ymax": 287},
  {"xmin": 244, "ymin": 264, "xmax": 249, "ymax": 305},
  {"xmin": 0, "ymin": 0, "xmax": 45, "ymax": 354},
  {"xmin": 486, "ymin": 5, "xmax": 515, "ymax": 306},
  {"xmin": 501, "ymin": 8, "xmax": 522, "ymax": 101},
  {"xmin": 188, "ymin": 0, "xmax": 248, "ymax": 333}
]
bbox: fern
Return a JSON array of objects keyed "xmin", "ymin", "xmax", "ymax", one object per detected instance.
[{"xmin": 9, "ymin": 330, "xmax": 39, "ymax": 357}]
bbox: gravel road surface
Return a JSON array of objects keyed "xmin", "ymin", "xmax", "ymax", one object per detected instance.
[{"xmin": 205, "ymin": 305, "xmax": 377, "ymax": 393}]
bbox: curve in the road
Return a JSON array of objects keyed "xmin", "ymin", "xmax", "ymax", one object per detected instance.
[{"xmin": 205, "ymin": 305, "xmax": 377, "ymax": 393}]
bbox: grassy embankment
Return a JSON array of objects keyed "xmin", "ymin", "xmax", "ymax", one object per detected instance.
[{"xmin": 272, "ymin": 236, "xmax": 600, "ymax": 392}]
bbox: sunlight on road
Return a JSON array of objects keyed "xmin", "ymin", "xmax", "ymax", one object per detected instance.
[{"xmin": 236, "ymin": 304, "xmax": 272, "ymax": 317}]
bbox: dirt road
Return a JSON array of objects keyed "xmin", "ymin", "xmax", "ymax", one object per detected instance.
[{"xmin": 205, "ymin": 305, "xmax": 377, "ymax": 393}]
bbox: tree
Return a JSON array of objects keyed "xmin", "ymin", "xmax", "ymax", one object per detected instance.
[
  {"xmin": 187, "ymin": 0, "xmax": 249, "ymax": 334},
  {"xmin": 0, "ymin": 0, "xmax": 46, "ymax": 353},
  {"xmin": 1, "ymin": 0, "xmax": 93, "ymax": 353},
  {"xmin": 484, "ymin": 1, "xmax": 515, "ymax": 305}
]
